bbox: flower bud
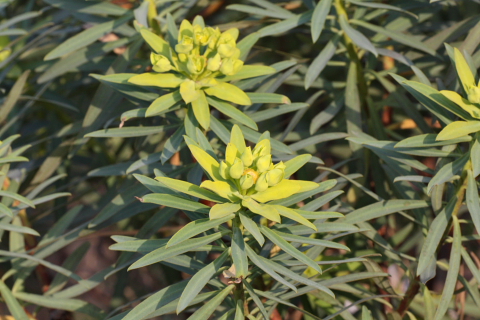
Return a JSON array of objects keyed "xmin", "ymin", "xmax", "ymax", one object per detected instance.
[
  {"xmin": 207, "ymin": 53, "xmax": 221, "ymax": 72},
  {"xmin": 225, "ymin": 143, "xmax": 238, "ymax": 166},
  {"xmin": 219, "ymin": 161, "xmax": 229, "ymax": 179},
  {"xmin": 150, "ymin": 53, "xmax": 172, "ymax": 72},
  {"xmin": 256, "ymin": 155, "xmax": 271, "ymax": 173},
  {"xmin": 207, "ymin": 27, "xmax": 221, "ymax": 49},
  {"xmin": 253, "ymin": 139, "xmax": 271, "ymax": 158},
  {"xmin": 255, "ymin": 172, "xmax": 269, "ymax": 192},
  {"xmin": 240, "ymin": 174, "xmax": 254, "ymax": 190},
  {"xmin": 187, "ymin": 55, "xmax": 205, "ymax": 74},
  {"xmin": 266, "ymin": 168, "xmax": 284, "ymax": 186},
  {"xmin": 175, "ymin": 36, "xmax": 194, "ymax": 53},
  {"xmin": 193, "ymin": 25, "xmax": 210, "ymax": 46},
  {"xmin": 217, "ymin": 44, "xmax": 235, "ymax": 58},
  {"xmin": 240, "ymin": 147, "xmax": 253, "ymax": 167},
  {"xmin": 468, "ymin": 86, "xmax": 480, "ymax": 104},
  {"xmin": 229, "ymin": 158, "xmax": 244, "ymax": 179},
  {"xmin": 220, "ymin": 58, "xmax": 243, "ymax": 76}
]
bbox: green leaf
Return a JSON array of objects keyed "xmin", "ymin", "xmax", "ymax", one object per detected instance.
[
  {"xmin": 128, "ymin": 232, "xmax": 225, "ymax": 270},
  {"xmin": 141, "ymin": 193, "xmax": 210, "ymax": 214},
  {"xmin": 244, "ymin": 244, "xmax": 297, "ymax": 292},
  {"xmin": 243, "ymin": 279, "xmax": 269, "ymax": 320},
  {"xmin": 347, "ymin": 0, "xmax": 417, "ymax": 18},
  {"xmin": 339, "ymin": 15, "xmax": 377, "ymax": 56},
  {"xmin": 186, "ymin": 285, "xmax": 234, "ymax": 320},
  {"xmin": 472, "ymin": 136, "xmax": 480, "ymax": 177},
  {"xmin": 260, "ymin": 226, "xmax": 322, "ymax": 274},
  {"xmin": 395, "ymin": 134, "xmax": 472, "ymax": 148},
  {"xmin": 239, "ymin": 212, "xmax": 264, "ymax": 246},
  {"xmin": 205, "ymin": 83, "xmax": 252, "ymax": 105},
  {"xmin": 258, "ymin": 11, "xmax": 313, "ymax": 37},
  {"xmin": 242, "ymin": 198, "xmax": 280, "ymax": 222},
  {"xmin": 14, "ymin": 292, "xmax": 104, "ymax": 318},
  {"xmin": 434, "ymin": 216, "xmax": 461, "ymax": 320},
  {"xmin": 466, "ymin": 170, "xmax": 480, "ymax": 236},
  {"xmin": 219, "ymin": 65, "xmax": 275, "ymax": 82},
  {"xmin": 0, "ymin": 70, "xmax": 30, "ymax": 123},
  {"xmin": 0, "ymin": 191, "xmax": 35, "ymax": 208},
  {"xmin": 427, "ymin": 153, "xmax": 469, "ymax": 194},
  {"xmin": 167, "ymin": 215, "xmax": 234, "ymax": 248},
  {"xmin": 350, "ymin": 20, "xmax": 435, "ymax": 56},
  {"xmin": 0, "ymin": 203, "xmax": 12, "ymax": 218},
  {"xmin": 44, "ymin": 13, "xmax": 133, "ymax": 60},
  {"xmin": 232, "ymin": 220, "xmax": 249, "ymax": 278},
  {"xmin": 177, "ymin": 251, "xmax": 229, "ymax": 313},
  {"xmin": 0, "ymin": 223, "xmax": 39, "ymax": 236},
  {"xmin": 140, "ymin": 28, "xmax": 171, "ymax": 57},
  {"xmin": 237, "ymin": 32, "xmax": 260, "ymax": 60},
  {"xmin": 207, "ymin": 97, "xmax": 258, "ymax": 129},
  {"xmin": 305, "ymin": 33, "xmax": 340, "ymax": 89},
  {"xmin": 311, "ymin": 0, "xmax": 332, "ymax": 42},
  {"xmin": 342, "ymin": 200, "xmax": 429, "ymax": 224},
  {"xmin": 191, "ymin": 90, "xmax": 210, "ymax": 130},
  {"xmin": 210, "ymin": 203, "xmax": 241, "ymax": 220},
  {"xmin": 454, "ymin": 47, "xmax": 476, "ymax": 93},
  {"xmin": 160, "ymin": 126, "xmax": 186, "ymax": 164},
  {"xmin": 155, "ymin": 177, "xmax": 226, "ymax": 203},
  {"xmin": 273, "ymin": 205, "xmax": 317, "ymax": 230},
  {"xmin": 246, "ymin": 92, "xmax": 291, "ymax": 104},
  {"xmin": 85, "ymin": 125, "xmax": 177, "ymax": 138},
  {"xmin": 129, "ymin": 73, "xmax": 185, "ymax": 88},
  {"xmin": 417, "ymin": 197, "xmax": 456, "ymax": 278},
  {"xmin": 0, "ymin": 280, "xmax": 29, "ymax": 320},
  {"xmin": 145, "ymin": 91, "xmax": 182, "ymax": 117},
  {"xmin": 437, "ymin": 121, "xmax": 480, "ymax": 141},
  {"xmin": 275, "ymin": 231, "xmax": 349, "ymax": 251}
]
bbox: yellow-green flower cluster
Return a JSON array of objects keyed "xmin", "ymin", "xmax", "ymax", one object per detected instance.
[
  {"xmin": 154, "ymin": 125, "xmax": 320, "ymax": 230},
  {"xmin": 219, "ymin": 139, "xmax": 286, "ymax": 195},
  {"xmin": 126, "ymin": 16, "xmax": 275, "ymax": 129}
]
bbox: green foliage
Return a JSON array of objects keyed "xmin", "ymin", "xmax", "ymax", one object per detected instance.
[{"xmin": 2, "ymin": 0, "xmax": 480, "ymax": 319}]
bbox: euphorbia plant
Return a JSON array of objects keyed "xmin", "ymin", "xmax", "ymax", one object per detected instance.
[{"xmin": 110, "ymin": 125, "xmax": 354, "ymax": 319}]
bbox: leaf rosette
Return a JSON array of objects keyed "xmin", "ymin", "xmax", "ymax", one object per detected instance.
[{"xmin": 125, "ymin": 16, "xmax": 276, "ymax": 130}]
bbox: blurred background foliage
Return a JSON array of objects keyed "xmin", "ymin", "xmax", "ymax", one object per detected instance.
[{"xmin": 1, "ymin": 0, "xmax": 480, "ymax": 319}]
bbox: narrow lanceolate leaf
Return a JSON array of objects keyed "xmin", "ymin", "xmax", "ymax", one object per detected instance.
[
  {"xmin": 155, "ymin": 177, "xmax": 226, "ymax": 202},
  {"xmin": 232, "ymin": 223, "xmax": 249, "ymax": 278},
  {"xmin": 242, "ymin": 198, "xmax": 280, "ymax": 222},
  {"xmin": 0, "ymin": 204, "xmax": 13, "ymax": 218},
  {"xmin": 206, "ymin": 97, "xmax": 257, "ymax": 130},
  {"xmin": 245, "ymin": 244, "xmax": 297, "ymax": 292},
  {"xmin": 219, "ymin": 65, "xmax": 275, "ymax": 82},
  {"xmin": 210, "ymin": 203, "xmax": 241, "ymax": 220},
  {"xmin": 260, "ymin": 226, "xmax": 322, "ymax": 274},
  {"xmin": 434, "ymin": 216, "xmax": 462, "ymax": 320},
  {"xmin": 417, "ymin": 198, "xmax": 456, "ymax": 277},
  {"xmin": 177, "ymin": 251, "xmax": 229, "ymax": 313},
  {"xmin": 239, "ymin": 212, "xmax": 264, "ymax": 246},
  {"xmin": 0, "ymin": 191, "xmax": 35, "ymax": 208},
  {"xmin": 472, "ymin": 136, "xmax": 480, "ymax": 178},
  {"xmin": 275, "ymin": 231, "xmax": 350, "ymax": 251},
  {"xmin": 427, "ymin": 153, "xmax": 469, "ymax": 195},
  {"xmin": 129, "ymin": 73, "xmax": 185, "ymax": 88},
  {"xmin": 305, "ymin": 34, "xmax": 340, "ymax": 89},
  {"xmin": 0, "ymin": 280, "xmax": 29, "ymax": 320},
  {"xmin": 273, "ymin": 205, "xmax": 317, "ymax": 231},
  {"xmin": 142, "ymin": 193, "xmax": 210, "ymax": 214},
  {"xmin": 204, "ymin": 83, "xmax": 252, "ymax": 105},
  {"xmin": 395, "ymin": 134, "xmax": 472, "ymax": 148},
  {"xmin": 466, "ymin": 170, "xmax": 480, "ymax": 236},
  {"xmin": 140, "ymin": 28, "xmax": 171, "ymax": 56},
  {"xmin": 44, "ymin": 13, "xmax": 133, "ymax": 60},
  {"xmin": 311, "ymin": 0, "xmax": 332, "ymax": 42},
  {"xmin": 437, "ymin": 121, "xmax": 480, "ymax": 141},
  {"xmin": 129, "ymin": 232, "xmax": 224, "ymax": 270},
  {"xmin": 338, "ymin": 15, "xmax": 377, "ymax": 56},
  {"xmin": 187, "ymin": 285, "xmax": 234, "ymax": 320},
  {"xmin": 283, "ymin": 154, "xmax": 312, "ymax": 178},
  {"xmin": 243, "ymin": 279, "xmax": 269, "ymax": 320},
  {"xmin": 191, "ymin": 91, "xmax": 210, "ymax": 129},
  {"xmin": 166, "ymin": 215, "xmax": 234, "ymax": 248},
  {"xmin": 123, "ymin": 281, "xmax": 188, "ymax": 320},
  {"xmin": 454, "ymin": 47, "xmax": 476, "ymax": 93},
  {"xmin": 342, "ymin": 200, "xmax": 429, "ymax": 224},
  {"xmin": 145, "ymin": 91, "xmax": 182, "ymax": 117}
]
